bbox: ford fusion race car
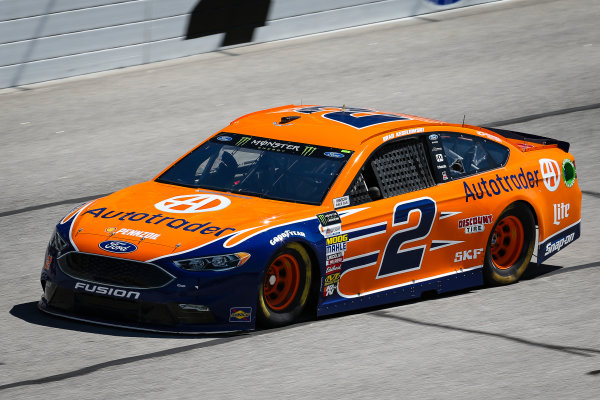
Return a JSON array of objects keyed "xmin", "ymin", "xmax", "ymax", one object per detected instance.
[{"xmin": 39, "ymin": 105, "xmax": 581, "ymax": 333}]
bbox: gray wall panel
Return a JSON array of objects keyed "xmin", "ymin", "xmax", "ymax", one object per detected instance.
[
  {"xmin": 148, "ymin": 0, "xmax": 196, "ymax": 19},
  {"xmin": 0, "ymin": 0, "xmax": 138, "ymax": 21},
  {"xmin": 0, "ymin": 2, "xmax": 146, "ymax": 44},
  {"xmin": 0, "ymin": 22, "xmax": 146, "ymax": 66},
  {"xmin": 0, "ymin": 0, "xmax": 500, "ymax": 88},
  {"xmin": 16, "ymin": 44, "xmax": 144, "ymax": 83},
  {"xmin": 148, "ymin": 15, "xmax": 188, "ymax": 42},
  {"xmin": 146, "ymin": 35, "xmax": 223, "ymax": 63},
  {"xmin": 268, "ymin": 0, "xmax": 381, "ymax": 20}
]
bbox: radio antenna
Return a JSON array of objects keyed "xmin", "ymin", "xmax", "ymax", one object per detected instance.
[{"xmin": 462, "ymin": 115, "xmax": 466, "ymax": 127}]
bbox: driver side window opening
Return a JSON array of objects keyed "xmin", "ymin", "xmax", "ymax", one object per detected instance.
[{"xmin": 346, "ymin": 139, "xmax": 435, "ymax": 206}]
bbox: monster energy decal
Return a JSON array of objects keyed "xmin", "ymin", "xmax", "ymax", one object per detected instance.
[{"xmin": 212, "ymin": 133, "xmax": 353, "ymax": 159}]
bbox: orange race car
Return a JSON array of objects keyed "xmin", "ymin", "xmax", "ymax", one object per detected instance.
[{"xmin": 39, "ymin": 105, "xmax": 581, "ymax": 333}]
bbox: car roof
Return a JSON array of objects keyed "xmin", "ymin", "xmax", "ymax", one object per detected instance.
[{"xmin": 224, "ymin": 105, "xmax": 446, "ymax": 150}]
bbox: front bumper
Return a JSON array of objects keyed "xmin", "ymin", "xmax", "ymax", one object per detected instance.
[{"xmin": 40, "ymin": 249, "xmax": 259, "ymax": 333}]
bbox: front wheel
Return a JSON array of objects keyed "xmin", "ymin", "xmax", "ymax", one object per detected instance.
[
  {"xmin": 257, "ymin": 243, "xmax": 313, "ymax": 327},
  {"xmin": 483, "ymin": 203, "xmax": 536, "ymax": 285}
]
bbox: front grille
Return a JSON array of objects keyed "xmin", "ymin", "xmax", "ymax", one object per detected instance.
[
  {"xmin": 58, "ymin": 252, "xmax": 175, "ymax": 289},
  {"xmin": 46, "ymin": 286, "xmax": 215, "ymax": 326}
]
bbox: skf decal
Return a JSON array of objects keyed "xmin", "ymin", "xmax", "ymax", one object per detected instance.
[
  {"xmin": 553, "ymin": 203, "xmax": 570, "ymax": 226},
  {"xmin": 454, "ymin": 248, "xmax": 483, "ymax": 262},
  {"xmin": 458, "ymin": 215, "xmax": 493, "ymax": 234},
  {"xmin": 74, "ymin": 282, "xmax": 140, "ymax": 300},
  {"xmin": 269, "ymin": 230, "xmax": 306, "ymax": 245},
  {"xmin": 83, "ymin": 208, "xmax": 235, "ymax": 237},
  {"xmin": 539, "ymin": 159, "xmax": 560, "ymax": 192},
  {"xmin": 464, "ymin": 168, "xmax": 539, "ymax": 202},
  {"xmin": 229, "ymin": 307, "xmax": 252, "ymax": 322}
]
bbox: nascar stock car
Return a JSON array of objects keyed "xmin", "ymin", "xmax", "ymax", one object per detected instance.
[{"xmin": 39, "ymin": 105, "xmax": 581, "ymax": 333}]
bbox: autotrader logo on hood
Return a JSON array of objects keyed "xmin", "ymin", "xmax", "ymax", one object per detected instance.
[{"xmin": 155, "ymin": 194, "xmax": 231, "ymax": 213}]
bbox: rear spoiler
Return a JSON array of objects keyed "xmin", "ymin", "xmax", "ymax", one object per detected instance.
[{"xmin": 482, "ymin": 127, "xmax": 570, "ymax": 153}]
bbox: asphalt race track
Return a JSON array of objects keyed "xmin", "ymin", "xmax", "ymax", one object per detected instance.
[{"xmin": 1, "ymin": 0, "xmax": 599, "ymax": 398}]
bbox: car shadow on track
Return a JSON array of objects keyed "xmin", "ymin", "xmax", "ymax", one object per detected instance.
[
  {"xmin": 8, "ymin": 301, "xmax": 243, "ymax": 339},
  {"xmin": 10, "ymin": 261, "xmax": 598, "ymax": 337}
]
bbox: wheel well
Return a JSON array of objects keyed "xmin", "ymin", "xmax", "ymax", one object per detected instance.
[
  {"xmin": 508, "ymin": 200, "xmax": 539, "ymax": 243},
  {"xmin": 511, "ymin": 200, "xmax": 538, "ymax": 225}
]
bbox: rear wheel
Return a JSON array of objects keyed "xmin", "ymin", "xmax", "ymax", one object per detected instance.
[
  {"xmin": 258, "ymin": 243, "xmax": 313, "ymax": 327},
  {"xmin": 484, "ymin": 203, "xmax": 536, "ymax": 285}
]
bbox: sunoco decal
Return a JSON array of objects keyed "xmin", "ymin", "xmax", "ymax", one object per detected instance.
[{"xmin": 229, "ymin": 307, "xmax": 252, "ymax": 322}]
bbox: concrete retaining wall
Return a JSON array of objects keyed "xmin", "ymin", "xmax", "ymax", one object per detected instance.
[{"xmin": 0, "ymin": 0, "xmax": 498, "ymax": 88}]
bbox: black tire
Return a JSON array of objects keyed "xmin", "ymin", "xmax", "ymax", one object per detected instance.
[
  {"xmin": 483, "ymin": 203, "xmax": 536, "ymax": 285},
  {"xmin": 257, "ymin": 243, "xmax": 313, "ymax": 327}
]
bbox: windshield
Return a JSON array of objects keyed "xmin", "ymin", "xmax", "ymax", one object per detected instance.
[{"xmin": 157, "ymin": 133, "xmax": 354, "ymax": 205}]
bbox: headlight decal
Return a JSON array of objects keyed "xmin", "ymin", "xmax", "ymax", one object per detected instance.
[{"xmin": 174, "ymin": 252, "xmax": 250, "ymax": 271}]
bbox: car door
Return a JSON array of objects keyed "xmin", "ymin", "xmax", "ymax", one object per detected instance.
[{"xmin": 334, "ymin": 137, "xmax": 455, "ymax": 298}]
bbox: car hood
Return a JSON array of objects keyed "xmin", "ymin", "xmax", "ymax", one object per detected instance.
[{"xmin": 68, "ymin": 181, "xmax": 314, "ymax": 261}]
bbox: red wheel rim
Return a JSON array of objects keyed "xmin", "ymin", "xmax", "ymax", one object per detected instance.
[
  {"xmin": 491, "ymin": 215, "xmax": 524, "ymax": 269},
  {"xmin": 263, "ymin": 254, "xmax": 300, "ymax": 311}
]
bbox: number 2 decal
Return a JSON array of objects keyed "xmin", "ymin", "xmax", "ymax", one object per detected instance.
[
  {"xmin": 296, "ymin": 106, "xmax": 409, "ymax": 129},
  {"xmin": 377, "ymin": 197, "xmax": 437, "ymax": 278}
]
